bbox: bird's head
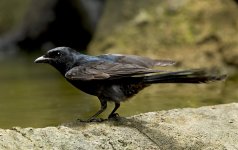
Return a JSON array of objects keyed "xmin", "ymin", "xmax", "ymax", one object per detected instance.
[{"xmin": 34, "ymin": 47, "xmax": 78, "ymax": 74}]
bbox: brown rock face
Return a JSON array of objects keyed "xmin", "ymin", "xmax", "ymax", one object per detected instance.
[{"xmin": 89, "ymin": 0, "xmax": 238, "ymax": 70}]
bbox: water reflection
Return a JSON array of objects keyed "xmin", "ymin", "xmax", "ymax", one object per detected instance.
[{"xmin": 0, "ymin": 53, "xmax": 237, "ymax": 128}]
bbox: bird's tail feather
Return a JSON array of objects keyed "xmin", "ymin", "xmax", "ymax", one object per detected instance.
[{"xmin": 143, "ymin": 69, "xmax": 226, "ymax": 84}]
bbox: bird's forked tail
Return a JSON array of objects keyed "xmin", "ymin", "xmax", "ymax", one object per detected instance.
[{"xmin": 143, "ymin": 69, "xmax": 227, "ymax": 84}]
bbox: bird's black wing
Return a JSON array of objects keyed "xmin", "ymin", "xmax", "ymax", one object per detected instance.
[
  {"xmin": 97, "ymin": 54, "xmax": 176, "ymax": 68},
  {"xmin": 65, "ymin": 61, "xmax": 163, "ymax": 81}
]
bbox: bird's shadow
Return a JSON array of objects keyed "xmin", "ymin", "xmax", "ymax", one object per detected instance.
[{"xmin": 61, "ymin": 115, "xmax": 181, "ymax": 148}]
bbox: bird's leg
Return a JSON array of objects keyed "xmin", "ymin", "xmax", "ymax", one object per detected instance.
[
  {"xmin": 86, "ymin": 99, "xmax": 107, "ymax": 122},
  {"xmin": 108, "ymin": 102, "xmax": 120, "ymax": 120}
]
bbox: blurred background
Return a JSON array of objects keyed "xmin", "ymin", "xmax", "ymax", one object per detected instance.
[{"xmin": 0, "ymin": 0, "xmax": 237, "ymax": 129}]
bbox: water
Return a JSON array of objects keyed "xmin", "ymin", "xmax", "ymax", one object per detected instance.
[{"xmin": 0, "ymin": 53, "xmax": 237, "ymax": 129}]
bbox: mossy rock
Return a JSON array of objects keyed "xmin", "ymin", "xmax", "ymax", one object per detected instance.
[{"xmin": 88, "ymin": 0, "xmax": 238, "ymax": 69}]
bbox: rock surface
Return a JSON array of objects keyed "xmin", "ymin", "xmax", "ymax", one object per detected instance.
[
  {"xmin": 1, "ymin": 103, "xmax": 238, "ymax": 149},
  {"xmin": 89, "ymin": 0, "xmax": 238, "ymax": 70}
]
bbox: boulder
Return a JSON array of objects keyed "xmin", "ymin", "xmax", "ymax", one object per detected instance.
[
  {"xmin": 88, "ymin": 0, "xmax": 238, "ymax": 69},
  {"xmin": 1, "ymin": 103, "xmax": 238, "ymax": 149}
]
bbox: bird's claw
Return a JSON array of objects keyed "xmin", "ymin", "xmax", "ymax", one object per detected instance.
[
  {"xmin": 88, "ymin": 117, "xmax": 106, "ymax": 122},
  {"xmin": 77, "ymin": 117, "xmax": 106, "ymax": 123},
  {"xmin": 108, "ymin": 113, "xmax": 120, "ymax": 121}
]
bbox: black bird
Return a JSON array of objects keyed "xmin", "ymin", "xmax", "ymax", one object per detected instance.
[{"xmin": 34, "ymin": 47, "xmax": 226, "ymax": 122}]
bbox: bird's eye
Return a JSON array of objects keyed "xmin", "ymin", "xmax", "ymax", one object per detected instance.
[{"xmin": 48, "ymin": 51, "xmax": 62, "ymax": 58}]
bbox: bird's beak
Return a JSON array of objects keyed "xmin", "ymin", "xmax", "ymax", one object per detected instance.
[{"xmin": 34, "ymin": 55, "xmax": 51, "ymax": 63}]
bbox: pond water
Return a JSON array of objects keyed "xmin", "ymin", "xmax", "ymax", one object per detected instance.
[{"xmin": 0, "ymin": 53, "xmax": 237, "ymax": 128}]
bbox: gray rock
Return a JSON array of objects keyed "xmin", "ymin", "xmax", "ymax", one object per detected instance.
[{"xmin": 1, "ymin": 103, "xmax": 238, "ymax": 149}]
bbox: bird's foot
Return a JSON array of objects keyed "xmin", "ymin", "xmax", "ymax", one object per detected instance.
[
  {"xmin": 88, "ymin": 117, "xmax": 106, "ymax": 122},
  {"xmin": 77, "ymin": 117, "xmax": 106, "ymax": 123},
  {"xmin": 108, "ymin": 113, "xmax": 120, "ymax": 121}
]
